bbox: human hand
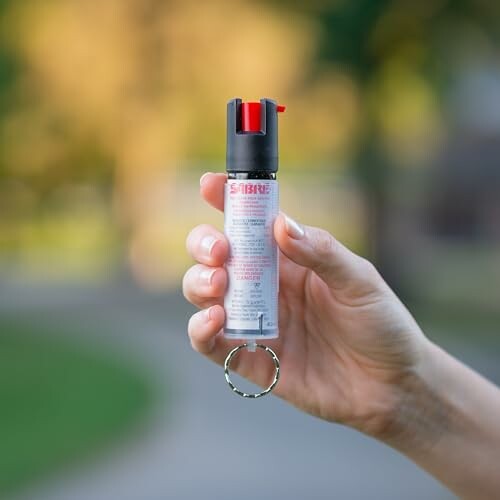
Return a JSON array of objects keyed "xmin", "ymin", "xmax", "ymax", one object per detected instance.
[
  {"xmin": 184, "ymin": 171, "xmax": 500, "ymax": 498},
  {"xmin": 183, "ymin": 172, "xmax": 430, "ymax": 438}
]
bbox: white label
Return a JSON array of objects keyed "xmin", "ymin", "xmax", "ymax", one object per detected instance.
[{"xmin": 224, "ymin": 179, "xmax": 279, "ymax": 339}]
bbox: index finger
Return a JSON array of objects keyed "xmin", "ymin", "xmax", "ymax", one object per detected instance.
[{"xmin": 200, "ymin": 172, "xmax": 226, "ymax": 212}]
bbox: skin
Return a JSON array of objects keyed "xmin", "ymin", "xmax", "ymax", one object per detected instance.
[{"xmin": 183, "ymin": 172, "xmax": 500, "ymax": 499}]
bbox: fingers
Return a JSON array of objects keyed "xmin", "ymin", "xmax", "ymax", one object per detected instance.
[
  {"xmin": 186, "ymin": 224, "xmax": 228, "ymax": 267},
  {"xmin": 274, "ymin": 212, "xmax": 382, "ymax": 292},
  {"xmin": 200, "ymin": 172, "xmax": 226, "ymax": 212},
  {"xmin": 182, "ymin": 264, "xmax": 227, "ymax": 308},
  {"xmin": 187, "ymin": 306, "xmax": 239, "ymax": 369},
  {"xmin": 188, "ymin": 305, "xmax": 227, "ymax": 356}
]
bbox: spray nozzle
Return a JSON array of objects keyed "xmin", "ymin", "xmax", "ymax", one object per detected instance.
[{"xmin": 240, "ymin": 101, "xmax": 286, "ymax": 133}]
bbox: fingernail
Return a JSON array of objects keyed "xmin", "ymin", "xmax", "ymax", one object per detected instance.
[
  {"xmin": 284, "ymin": 214, "xmax": 304, "ymax": 240},
  {"xmin": 200, "ymin": 268, "xmax": 217, "ymax": 286},
  {"xmin": 200, "ymin": 172, "xmax": 213, "ymax": 187},
  {"xmin": 200, "ymin": 235, "xmax": 218, "ymax": 256}
]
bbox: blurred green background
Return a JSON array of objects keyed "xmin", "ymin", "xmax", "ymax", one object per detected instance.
[{"xmin": 0, "ymin": 1, "xmax": 499, "ymax": 499}]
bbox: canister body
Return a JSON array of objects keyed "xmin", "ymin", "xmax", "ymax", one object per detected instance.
[{"xmin": 223, "ymin": 177, "xmax": 279, "ymax": 340}]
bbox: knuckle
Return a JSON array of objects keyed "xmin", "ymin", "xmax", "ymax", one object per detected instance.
[
  {"xmin": 314, "ymin": 229, "xmax": 338, "ymax": 259},
  {"xmin": 188, "ymin": 334, "xmax": 199, "ymax": 352},
  {"xmin": 187, "ymin": 310, "xmax": 205, "ymax": 342},
  {"xmin": 357, "ymin": 257, "xmax": 379, "ymax": 281},
  {"xmin": 181, "ymin": 266, "xmax": 196, "ymax": 298},
  {"xmin": 186, "ymin": 224, "xmax": 212, "ymax": 252},
  {"xmin": 186, "ymin": 224, "xmax": 202, "ymax": 242},
  {"xmin": 187, "ymin": 314, "xmax": 196, "ymax": 339},
  {"xmin": 185, "ymin": 227, "xmax": 198, "ymax": 255},
  {"xmin": 310, "ymin": 229, "xmax": 338, "ymax": 273}
]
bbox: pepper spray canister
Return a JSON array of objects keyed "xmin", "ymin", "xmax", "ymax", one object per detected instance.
[{"xmin": 222, "ymin": 98, "xmax": 285, "ymax": 398}]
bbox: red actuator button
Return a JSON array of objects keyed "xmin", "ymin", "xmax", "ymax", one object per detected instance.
[
  {"xmin": 241, "ymin": 102, "xmax": 261, "ymax": 132},
  {"xmin": 241, "ymin": 101, "xmax": 286, "ymax": 132}
]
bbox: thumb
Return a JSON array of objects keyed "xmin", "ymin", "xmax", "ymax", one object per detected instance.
[{"xmin": 274, "ymin": 213, "xmax": 380, "ymax": 291}]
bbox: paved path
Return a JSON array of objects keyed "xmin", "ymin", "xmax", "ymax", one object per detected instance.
[{"xmin": 2, "ymin": 283, "xmax": 498, "ymax": 500}]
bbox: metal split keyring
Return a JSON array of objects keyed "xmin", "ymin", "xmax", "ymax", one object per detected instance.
[{"xmin": 224, "ymin": 343, "xmax": 280, "ymax": 399}]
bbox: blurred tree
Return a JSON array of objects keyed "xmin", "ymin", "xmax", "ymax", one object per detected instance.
[
  {"xmin": 1, "ymin": 0, "xmax": 500, "ymax": 288},
  {"xmin": 270, "ymin": 0, "xmax": 500, "ymax": 289},
  {"xmin": 0, "ymin": 0, "xmax": 346, "ymax": 286}
]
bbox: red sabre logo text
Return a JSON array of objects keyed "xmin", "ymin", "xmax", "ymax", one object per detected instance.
[{"xmin": 230, "ymin": 183, "xmax": 270, "ymax": 195}]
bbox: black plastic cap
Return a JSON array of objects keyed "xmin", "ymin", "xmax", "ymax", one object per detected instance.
[{"xmin": 226, "ymin": 98, "xmax": 281, "ymax": 173}]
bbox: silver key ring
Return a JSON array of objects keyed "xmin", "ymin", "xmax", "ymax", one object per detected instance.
[{"xmin": 224, "ymin": 343, "xmax": 280, "ymax": 399}]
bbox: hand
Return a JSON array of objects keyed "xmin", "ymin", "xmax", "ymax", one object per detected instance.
[
  {"xmin": 183, "ymin": 172, "xmax": 430, "ymax": 437},
  {"xmin": 184, "ymin": 172, "xmax": 500, "ymax": 499}
]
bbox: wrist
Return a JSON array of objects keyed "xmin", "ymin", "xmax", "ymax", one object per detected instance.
[
  {"xmin": 369, "ymin": 339, "xmax": 451, "ymax": 454},
  {"xmin": 372, "ymin": 338, "xmax": 500, "ymax": 499}
]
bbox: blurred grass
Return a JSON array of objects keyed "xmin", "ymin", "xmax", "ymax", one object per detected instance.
[{"xmin": 0, "ymin": 319, "xmax": 154, "ymax": 495}]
